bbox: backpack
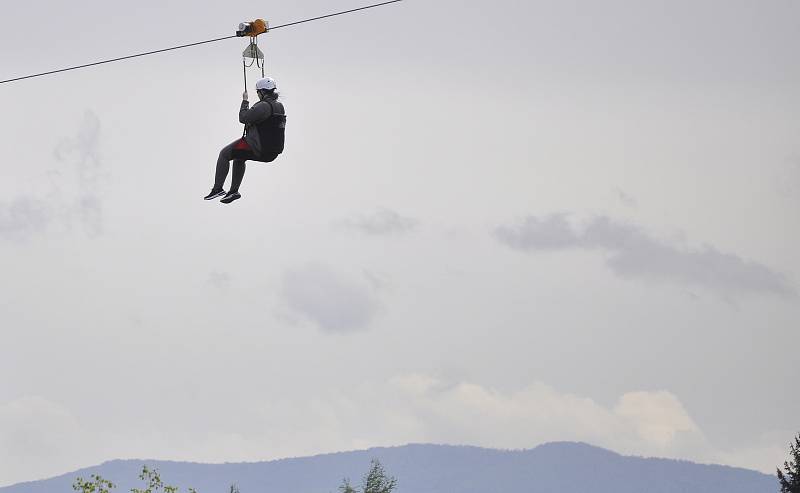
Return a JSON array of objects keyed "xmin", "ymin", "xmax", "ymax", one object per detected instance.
[{"xmin": 256, "ymin": 99, "xmax": 286, "ymax": 155}]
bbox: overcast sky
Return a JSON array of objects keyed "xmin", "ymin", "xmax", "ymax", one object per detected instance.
[{"xmin": 1, "ymin": 0, "xmax": 798, "ymax": 486}]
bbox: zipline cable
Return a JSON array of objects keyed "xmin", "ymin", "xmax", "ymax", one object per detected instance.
[
  {"xmin": 268, "ymin": 0, "xmax": 402, "ymax": 31},
  {"xmin": 0, "ymin": 0, "xmax": 403, "ymax": 86},
  {"xmin": 0, "ymin": 35, "xmax": 237, "ymax": 85}
]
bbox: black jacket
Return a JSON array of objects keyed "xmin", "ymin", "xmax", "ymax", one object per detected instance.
[{"xmin": 239, "ymin": 97, "xmax": 286, "ymax": 155}]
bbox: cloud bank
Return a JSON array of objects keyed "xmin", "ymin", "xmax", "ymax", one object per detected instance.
[
  {"xmin": 385, "ymin": 375, "xmax": 706, "ymax": 459},
  {"xmin": 495, "ymin": 214, "xmax": 794, "ymax": 299},
  {"xmin": 1, "ymin": 376, "xmax": 782, "ymax": 487}
]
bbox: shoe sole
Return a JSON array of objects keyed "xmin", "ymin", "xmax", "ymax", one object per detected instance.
[
  {"xmin": 221, "ymin": 194, "xmax": 241, "ymax": 204},
  {"xmin": 204, "ymin": 191, "xmax": 226, "ymax": 200}
]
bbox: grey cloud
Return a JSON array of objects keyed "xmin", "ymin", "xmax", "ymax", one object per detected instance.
[
  {"xmin": 53, "ymin": 111, "xmax": 102, "ymax": 186},
  {"xmin": 495, "ymin": 214, "xmax": 794, "ymax": 299},
  {"xmin": 0, "ymin": 197, "xmax": 53, "ymax": 242},
  {"xmin": 495, "ymin": 214, "xmax": 581, "ymax": 251},
  {"xmin": 282, "ymin": 264, "xmax": 378, "ymax": 333},
  {"xmin": 339, "ymin": 208, "xmax": 418, "ymax": 236},
  {"xmin": 53, "ymin": 111, "xmax": 105, "ymax": 235},
  {"xmin": 0, "ymin": 112, "xmax": 105, "ymax": 243},
  {"xmin": 74, "ymin": 194, "xmax": 103, "ymax": 236}
]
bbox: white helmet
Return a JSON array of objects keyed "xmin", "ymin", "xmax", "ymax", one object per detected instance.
[{"xmin": 255, "ymin": 77, "xmax": 277, "ymax": 91}]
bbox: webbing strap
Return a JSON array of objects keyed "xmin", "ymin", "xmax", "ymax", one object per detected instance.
[
  {"xmin": 241, "ymin": 37, "xmax": 266, "ymax": 137},
  {"xmin": 242, "ymin": 59, "xmax": 248, "ymax": 92}
]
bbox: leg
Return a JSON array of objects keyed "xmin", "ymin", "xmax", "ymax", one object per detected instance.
[
  {"xmin": 213, "ymin": 142, "xmax": 238, "ymax": 190},
  {"xmin": 230, "ymin": 159, "xmax": 246, "ymax": 193}
]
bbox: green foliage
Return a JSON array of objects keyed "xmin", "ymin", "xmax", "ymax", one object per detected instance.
[
  {"xmin": 333, "ymin": 459, "xmax": 397, "ymax": 493},
  {"xmin": 361, "ymin": 459, "xmax": 397, "ymax": 493},
  {"xmin": 73, "ymin": 474, "xmax": 115, "ymax": 493},
  {"xmin": 75, "ymin": 466, "xmax": 197, "ymax": 493},
  {"xmin": 778, "ymin": 433, "xmax": 800, "ymax": 493},
  {"xmin": 338, "ymin": 478, "xmax": 358, "ymax": 493},
  {"xmin": 131, "ymin": 466, "xmax": 178, "ymax": 493}
]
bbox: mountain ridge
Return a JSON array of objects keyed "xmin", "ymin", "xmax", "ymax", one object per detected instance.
[{"xmin": 1, "ymin": 442, "xmax": 776, "ymax": 493}]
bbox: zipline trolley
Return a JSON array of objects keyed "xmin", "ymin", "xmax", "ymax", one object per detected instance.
[{"xmin": 236, "ymin": 19, "xmax": 269, "ymax": 89}]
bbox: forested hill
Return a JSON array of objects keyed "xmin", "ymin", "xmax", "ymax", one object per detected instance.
[{"xmin": 1, "ymin": 442, "xmax": 776, "ymax": 493}]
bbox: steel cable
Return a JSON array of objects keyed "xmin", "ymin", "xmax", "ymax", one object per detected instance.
[{"xmin": 0, "ymin": 0, "xmax": 403, "ymax": 85}]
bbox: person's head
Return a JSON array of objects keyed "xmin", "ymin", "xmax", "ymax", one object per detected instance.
[{"xmin": 255, "ymin": 77, "xmax": 279, "ymax": 100}]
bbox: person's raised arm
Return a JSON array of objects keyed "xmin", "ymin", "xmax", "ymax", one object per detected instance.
[{"xmin": 239, "ymin": 97, "xmax": 273, "ymax": 125}]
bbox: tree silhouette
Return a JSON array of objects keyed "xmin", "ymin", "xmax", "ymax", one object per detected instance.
[
  {"xmin": 362, "ymin": 459, "xmax": 397, "ymax": 493},
  {"xmin": 778, "ymin": 433, "xmax": 800, "ymax": 493},
  {"xmin": 338, "ymin": 478, "xmax": 358, "ymax": 493},
  {"xmin": 131, "ymin": 466, "xmax": 177, "ymax": 493},
  {"xmin": 73, "ymin": 474, "xmax": 115, "ymax": 493},
  {"xmin": 75, "ymin": 466, "xmax": 196, "ymax": 493}
]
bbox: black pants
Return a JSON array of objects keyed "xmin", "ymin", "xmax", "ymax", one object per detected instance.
[{"xmin": 214, "ymin": 140, "xmax": 279, "ymax": 193}]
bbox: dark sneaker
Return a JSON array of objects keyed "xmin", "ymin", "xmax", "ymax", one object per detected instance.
[
  {"xmin": 204, "ymin": 188, "xmax": 226, "ymax": 200},
  {"xmin": 220, "ymin": 191, "xmax": 241, "ymax": 204}
]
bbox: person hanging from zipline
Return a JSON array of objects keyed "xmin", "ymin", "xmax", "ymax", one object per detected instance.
[{"xmin": 204, "ymin": 76, "xmax": 286, "ymax": 204}]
